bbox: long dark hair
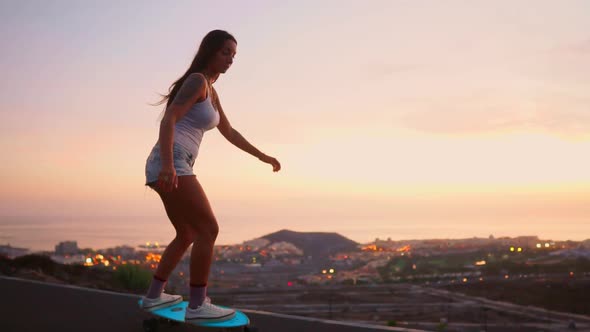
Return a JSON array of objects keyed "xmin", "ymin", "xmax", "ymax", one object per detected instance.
[{"xmin": 152, "ymin": 30, "xmax": 237, "ymax": 109}]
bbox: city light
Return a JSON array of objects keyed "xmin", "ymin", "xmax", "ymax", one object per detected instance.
[
  {"xmin": 84, "ymin": 257, "xmax": 93, "ymax": 267},
  {"xmin": 510, "ymin": 246, "xmax": 515, "ymax": 252},
  {"xmin": 396, "ymin": 245, "xmax": 411, "ymax": 252},
  {"xmin": 475, "ymin": 260, "xmax": 486, "ymax": 266},
  {"xmin": 362, "ymin": 244, "xmax": 378, "ymax": 251},
  {"xmin": 145, "ymin": 253, "xmax": 162, "ymax": 263},
  {"xmin": 536, "ymin": 243, "xmax": 542, "ymax": 248},
  {"xmin": 517, "ymin": 247, "xmax": 522, "ymax": 252}
]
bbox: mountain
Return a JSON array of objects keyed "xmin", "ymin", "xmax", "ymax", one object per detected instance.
[{"xmin": 260, "ymin": 229, "xmax": 359, "ymax": 260}]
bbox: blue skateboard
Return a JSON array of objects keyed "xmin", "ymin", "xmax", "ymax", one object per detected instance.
[{"xmin": 139, "ymin": 299, "xmax": 257, "ymax": 331}]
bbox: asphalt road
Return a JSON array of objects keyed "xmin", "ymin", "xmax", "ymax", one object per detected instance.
[{"xmin": 0, "ymin": 276, "xmax": 426, "ymax": 332}]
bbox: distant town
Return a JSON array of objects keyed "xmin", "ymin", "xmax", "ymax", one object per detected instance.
[
  {"xmin": 2, "ymin": 230, "xmax": 590, "ymax": 289},
  {"xmin": 2, "ymin": 230, "xmax": 590, "ymax": 331}
]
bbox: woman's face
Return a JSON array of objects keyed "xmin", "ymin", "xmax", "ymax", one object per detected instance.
[{"xmin": 212, "ymin": 39, "xmax": 237, "ymax": 74}]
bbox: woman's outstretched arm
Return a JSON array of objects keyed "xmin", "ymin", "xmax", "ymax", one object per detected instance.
[{"xmin": 213, "ymin": 88, "xmax": 281, "ymax": 172}]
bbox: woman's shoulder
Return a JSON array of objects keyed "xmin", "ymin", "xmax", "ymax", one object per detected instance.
[
  {"xmin": 181, "ymin": 73, "xmax": 207, "ymax": 101},
  {"xmin": 186, "ymin": 72, "xmax": 207, "ymax": 88}
]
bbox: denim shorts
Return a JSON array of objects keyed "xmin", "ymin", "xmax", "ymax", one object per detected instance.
[{"xmin": 145, "ymin": 142, "xmax": 197, "ymax": 187}]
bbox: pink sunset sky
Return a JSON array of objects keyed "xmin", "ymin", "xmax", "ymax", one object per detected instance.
[{"xmin": 1, "ymin": 1, "xmax": 589, "ymax": 244}]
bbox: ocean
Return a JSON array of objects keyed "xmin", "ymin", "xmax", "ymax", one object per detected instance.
[{"xmin": 0, "ymin": 215, "xmax": 588, "ymax": 252}]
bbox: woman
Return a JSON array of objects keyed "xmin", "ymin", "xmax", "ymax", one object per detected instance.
[{"xmin": 141, "ymin": 30, "xmax": 281, "ymax": 322}]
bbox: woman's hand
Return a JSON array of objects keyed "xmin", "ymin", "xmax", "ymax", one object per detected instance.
[
  {"xmin": 157, "ymin": 164, "xmax": 178, "ymax": 192},
  {"xmin": 259, "ymin": 154, "xmax": 281, "ymax": 172}
]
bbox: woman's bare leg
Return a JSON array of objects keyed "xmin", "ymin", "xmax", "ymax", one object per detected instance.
[
  {"xmin": 146, "ymin": 175, "xmax": 235, "ymax": 313},
  {"xmin": 149, "ymin": 175, "xmax": 219, "ymax": 285},
  {"xmin": 174, "ymin": 176, "xmax": 219, "ymax": 285},
  {"xmin": 150, "ymin": 183, "xmax": 195, "ymax": 281}
]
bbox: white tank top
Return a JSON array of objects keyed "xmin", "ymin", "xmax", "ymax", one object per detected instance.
[{"xmin": 172, "ymin": 84, "xmax": 220, "ymax": 157}]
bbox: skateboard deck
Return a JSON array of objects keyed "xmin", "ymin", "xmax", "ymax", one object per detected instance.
[{"xmin": 139, "ymin": 299, "xmax": 255, "ymax": 331}]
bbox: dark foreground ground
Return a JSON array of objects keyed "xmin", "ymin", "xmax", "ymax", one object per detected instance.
[
  {"xmin": 4, "ymin": 275, "xmax": 590, "ymax": 332},
  {"xmin": 0, "ymin": 276, "xmax": 424, "ymax": 332},
  {"xmin": 442, "ymin": 277, "xmax": 590, "ymax": 315}
]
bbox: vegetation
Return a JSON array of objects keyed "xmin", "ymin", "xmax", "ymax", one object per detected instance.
[
  {"xmin": 0, "ymin": 254, "xmax": 152, "ymax": 294},
  {"xmin": 113, "ymin": 264, "xmax": 152, "ymax": 292}
]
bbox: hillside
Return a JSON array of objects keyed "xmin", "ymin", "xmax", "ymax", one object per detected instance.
[
  {"xmin": 261, "ymin": 229, "xmax": 360, "ymax": 259},
  {"xmin": 0, "ymin": 254, "xmax": 148, "ymax": 294}
]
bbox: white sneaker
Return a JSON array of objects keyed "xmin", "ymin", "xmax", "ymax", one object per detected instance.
[
  {"xmin": 185, "ymin": 297, "xmax": 236, "ymax": 323},
  {"xmin": 140, "ymin": 292, "xmax": 182, "ymax": 311}
]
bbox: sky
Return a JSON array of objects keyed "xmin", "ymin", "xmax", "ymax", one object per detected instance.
[{"xmin": 1, "ymin": 0, "xmax": 589, "ymax": 244}]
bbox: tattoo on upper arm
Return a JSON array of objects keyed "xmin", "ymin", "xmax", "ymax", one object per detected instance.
[{"xmin": 173, "ymin": 75, "xmax": 201, "ymax": 105}]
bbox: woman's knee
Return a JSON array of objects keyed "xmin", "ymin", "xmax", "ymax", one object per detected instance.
[
  {"xmin": 209, "ymin": 221, "xmax": 219, "ymax": 241},
  {"xmin": 175, "ymin": 228, "xmax": 197, "ymax": 246},
  {"xmin": 194, "ymin": 218, "xmax": 219, "ymax": 243}
]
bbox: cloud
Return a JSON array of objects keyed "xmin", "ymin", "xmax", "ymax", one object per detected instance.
[
  {"xmin": 569, "ymin": 39, "xmax": 590, "ymax": 53},
  {"xmin": 365, "ymin": 63, "xmax": 423, "ymax": 80},
  {"xmin": 549, "ymin": 38, "xmax": 590, "ymax": 55},
  {"xmin": 397, "ymin": 92, "xmax": 590, "ymax": 137}
]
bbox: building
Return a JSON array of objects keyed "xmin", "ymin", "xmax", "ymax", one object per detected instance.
[
  {"xmin": 0, "ymin": 244, "xmax": 29, "ymax": 258},
  {"xmin": 103, "ymin": 245, "xmax": 135, "ymax": 258},
  {"xmin": 55, "ymin": 241, "xmax": 79, "ymax": 255}
]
